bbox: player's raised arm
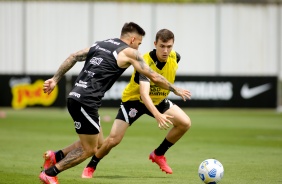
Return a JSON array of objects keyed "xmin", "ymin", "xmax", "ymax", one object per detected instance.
[
  {"xmin": 52, "ymin": 47, "xmax": 90, "ymax": 83},
  {"xmin": 125, "ymin": 49, "xmax": 191, "ymax": 101},
  {"xmin": 43, "ymin": 47, "xmax": 90, "ymax": 95}
]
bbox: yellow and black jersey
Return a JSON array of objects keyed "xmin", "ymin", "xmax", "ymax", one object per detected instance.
[{"xmin": 122, "ymin": 49, "xmax": 180, "ymax": 105}]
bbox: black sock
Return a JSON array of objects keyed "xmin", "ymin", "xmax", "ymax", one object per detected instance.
[
  {"xmin": 86, "ymin": 155, "xmax": 101, "ymax": 169},
  {"xmin": 55, "ymin": 150, "xmax": 65, "ymax": 163},
  {"xmin": 155, "ymin": 138, "xmax": 174, "ymax": 156},
  {"xmin": 45, "ymin": 165, "xmax": 60, "ymax": 177}
]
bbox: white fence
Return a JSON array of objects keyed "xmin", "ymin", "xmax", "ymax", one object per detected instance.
[{"xmin": 0, "ymin": 2, "xmax": 281, "ymax": 79}]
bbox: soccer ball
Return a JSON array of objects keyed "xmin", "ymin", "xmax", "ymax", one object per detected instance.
[{"xmin": 198, "ymin": 159, "xmax": 224, "ymax": 184}]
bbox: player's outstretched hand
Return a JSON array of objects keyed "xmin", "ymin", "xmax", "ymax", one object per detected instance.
[
  {"xmin": 173, "ymin": 87, "xmax": 191, "ymax": 101},
  {"xmin": 43, "ymin": 78, "xmax": 57, "ymax": 95},
  {"xmin": 155, "ymin": 113, "xmax": 174, "ymax": 130},
  {"xmin": 174, "ymin": 87, "xmax": 192, "ymax": 101}
]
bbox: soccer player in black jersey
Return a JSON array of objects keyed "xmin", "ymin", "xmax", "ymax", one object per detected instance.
[
  {"xmin": 80, "ymin": 29, "xmax": 192, "ymax": 177},
  {"xmin": 39, "ymin": 23, "xmax": 191, "ymax": 184}
]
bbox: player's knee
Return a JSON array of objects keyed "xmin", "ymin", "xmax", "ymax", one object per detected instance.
[
  {"xmin": 187, "ymin": 117, "xmax": 192, "ymax": 129},
  {"xmin": 107, "ymin": 136, "xmax": 122, "ymax": 148},
  {"xmin": 91, "ymin": 147, "xmax": 98, "ymax": 156},
  {"xmin": 182, "ymin": 116, "xmax": 191, "ymax": 131},
  {"xmin": 94, "ymin": 146, "xmax": 98, "ymax": 153},
  {"xmin": 86, "ymin": 147, "xmax": 98, "ymax": 157},
  {"xmin": 97, "ymin": 142, "xmax": 102, "ymax": 149}
]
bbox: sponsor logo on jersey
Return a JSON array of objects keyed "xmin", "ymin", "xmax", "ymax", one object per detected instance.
[
  {"xmin": 69, "ymin": 92, "xmax": 81, "ymax": 98},
  {"xmin": 128, "ymin": 108, "xmax": 138, "ymax": 118},
  {"xmin": 75, "ymin": 80, "xmax": 87, "ymax": 88},
  {"xmin": 84, "ymin": 70, "xmax": 95, "ymax": 77},
  {"xmin": 150, "ymin": 91, "xmax": 168, "ymax": 96},
  {"xmin": 149, "ymin": 85, "xmax": 168, "ymax": 96},
  {"xmin": 104, "ymin": 39, "xmax": 120, "ymax": 45},
  {"xmin": 95, "ymin": 46, "xmax": 111, "ymax": 54},
  {"xmin": 90, "ymin": 57, "xmax": 103, "ymax": 65}
]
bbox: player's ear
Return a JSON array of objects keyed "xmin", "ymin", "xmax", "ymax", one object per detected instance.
[{"xmin": 131, "ymin": 37, "xmax": 135, "ymax": 44}]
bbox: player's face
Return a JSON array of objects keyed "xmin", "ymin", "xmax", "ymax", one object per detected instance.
[
  {"xmin": 129, "ymin": 34, "xmax": 143, "ymax": 50},
  {"xmin": 154, "ymin": 38, "xmax": 174, "ymax": 62}
]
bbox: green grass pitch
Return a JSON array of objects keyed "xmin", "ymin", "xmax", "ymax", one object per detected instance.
[{"xmin": 0, "ymin": 108, "xmax": 281, "ymax": 184}]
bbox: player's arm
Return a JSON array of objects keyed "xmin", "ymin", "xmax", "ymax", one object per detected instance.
[
  {"xmin": 52, "ymin": 47, "xmax": 90, "ymax": 83},
  {"xmin": 139, "ymin": 76, "xmax": 173, "ymax": 130},
  {"xmin": 124, "ymin": 49, "xmax": 191, "ymax": 101},
  {"xmin": 43, "ymin": 47, "xmax": 90, "ymax": 94}
]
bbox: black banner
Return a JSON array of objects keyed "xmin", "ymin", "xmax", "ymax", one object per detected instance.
[
  {"xmin": 5, "ymin": 75, "xmax": 276, "ymax": 108},
  {"xmin": 71, "ymin": 75, "xmax": 277, "ymax": 108},
  {"xmin": 0, "ymin": 75, "xmax": 66, "ymax": 109},
  {"xmin": 170, "ymin": 76, "xmax": 277, "ymax": 108}
]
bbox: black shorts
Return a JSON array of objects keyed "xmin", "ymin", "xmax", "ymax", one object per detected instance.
[
  {"xmin": 115, "ymin": 99, "xmax": 174, "ymax": 125},
  {"xmin": 67, "ymin": 98, "xmax": 100, "ymax": 134}
]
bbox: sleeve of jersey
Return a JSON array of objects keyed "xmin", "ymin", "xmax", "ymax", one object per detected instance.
[
  {"xmin": 113, "ymin": 45, "xmax": 129, "ymax": 60},
  {"xmin": 115, "ymin": 45, "xmax": 129, "ymax": 54},
  {"xmin": 139, "ymin": 73, "xmax": 150, "ymax": 82}
]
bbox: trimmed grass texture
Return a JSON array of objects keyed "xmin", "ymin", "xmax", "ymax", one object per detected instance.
[{"xmin": 0, "ymin": 108, "xmax": 281, "ymax": 184}]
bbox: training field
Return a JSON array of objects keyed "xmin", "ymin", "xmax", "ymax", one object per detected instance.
[{"xmin": 0, "ymin": 108, "xmax": 281, "ymax": 184}]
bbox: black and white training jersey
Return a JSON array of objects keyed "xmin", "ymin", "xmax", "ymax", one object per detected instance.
[{"xmin": 68, "ymin": 38, "xmax": 129, "ymax": 108}]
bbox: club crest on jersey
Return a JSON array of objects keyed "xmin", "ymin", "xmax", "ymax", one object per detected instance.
[
  {"xmin": 90, "ymin": 57, "xmax": 103, "ymax": 65},
  {"xmin": 74, "ymin": 121, "xmax": 81, "ymax": 129},
  {"xmin": 128, "ymin": 108, "xmax": 138, "ymax": 118}
]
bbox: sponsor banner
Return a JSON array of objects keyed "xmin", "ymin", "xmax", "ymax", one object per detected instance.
[
  {"xmin": 71, "ymin": 75, "xmax": 277, "ymax": 108},
  {"xmin": 0, "ymin": 75, "xmax": 66, "ymax": 109},
  {"xmin": 170, "ymin": 76, "xmax": 277, "ymax": 108}
]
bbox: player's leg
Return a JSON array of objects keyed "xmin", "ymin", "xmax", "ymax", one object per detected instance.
[
  {"xmin": 57, "ymin": 134, "xmax": 99, "ymax": 171},
  {"xmin": 39, "ymin": 99, "xmax": 101, "ymax": 184},
  {"xmin": 99, "ymin": 119, "xmax": 130, "ymax": 155},
  {"xmin": 81, "ymin": 128, "xmax": 105, "ymax": 178},
  {"xmin": 162, "ymin": 104, "xmax": 191, "ymax": 145},
  {"xmin": 43, "ymin": 128, "xmax": 104, "ymax": 171},
  {"xmin": 82, "ymin": 101, "xmax": 144, "ymax": 178},
  {"xmin": 42, "ymin": 141, "xmax": 79, "ymax": 170},
  {"xmin": 61, "ymin": 126, "xmax": 104, "ymax": 154},
  {"xmin": 40, "ymin": 135, "xmax": 100, "ymax": 183},
  {"xmin": 82, "ymin": 120, "xmax": 129, "ymax": 178},
  {"xmin": 82, "ymin": 119, "xmax": 129, "ymax": 178},
  {"xmin": 149, "ymin": 99, "xmax": 191, "ymax": 174},
  {"xmin": 156, "ymin": 99, "xmax": 191, "ymax": 153},
  {"xmin": 98, "ymin": 126, "xmax": 105, "ymax": 149}
]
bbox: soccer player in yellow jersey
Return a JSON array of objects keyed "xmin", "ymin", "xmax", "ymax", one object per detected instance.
[{"xmin": 79, "ymin": 29, "xmax": 192, "ymax": 177}]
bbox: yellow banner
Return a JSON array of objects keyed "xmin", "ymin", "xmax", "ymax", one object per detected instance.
[{"xmin": 11, "ymin": 79, "xmax": 58, "ymax": 109}]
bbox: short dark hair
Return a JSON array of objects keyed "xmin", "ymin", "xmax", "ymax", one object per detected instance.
[
  {"xmin": 155, "ymin": 29, "xmax": 174, "ymax": 43},
  {"xmin": 121, "ymin": 22, "xmax": 146, "ymax": 37}
]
